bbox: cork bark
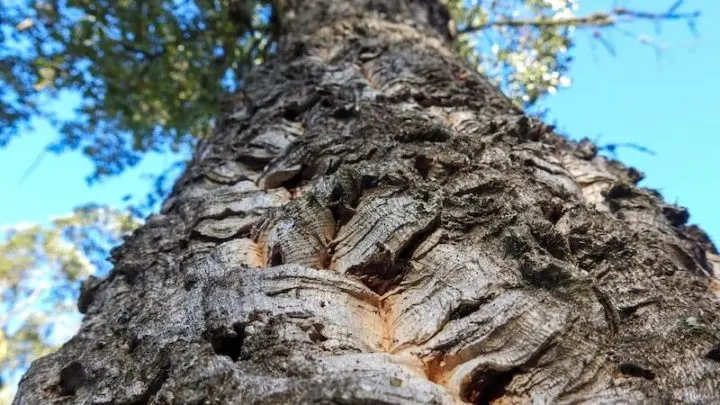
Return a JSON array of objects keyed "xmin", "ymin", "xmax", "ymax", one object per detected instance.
[{"xmin": 14, "ymin": 0, "xmax": 720, "ymax": 404}]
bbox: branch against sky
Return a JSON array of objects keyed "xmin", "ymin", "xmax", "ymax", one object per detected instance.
[
  {"xmin": 445, "ymin": 0, "xmax": 700, "ymax": 107},
  {"xmin": 458, "ymin": 2, "xmax": 699, "ymax": 32}
]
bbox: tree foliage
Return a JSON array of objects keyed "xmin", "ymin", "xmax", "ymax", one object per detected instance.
[
  {"xmin": 1, "ymin": 0, "xmax": 698, "ymax": 181},
  {"xmin": 0, "ymin": 206, "xmax": 138, "ymax": 403},
  {"xmin": 1, "ymin": 0, "xmax": 273, "ymax": 181}
]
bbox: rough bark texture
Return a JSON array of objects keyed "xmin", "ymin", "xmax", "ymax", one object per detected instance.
[{"xmin": 15, "ymin": 0, "xmax": 720, "ymax": 404}]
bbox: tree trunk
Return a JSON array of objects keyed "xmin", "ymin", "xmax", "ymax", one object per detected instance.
[{"xmin": 14, "ymin": 0, "xmax": 720, "ymax": 403}]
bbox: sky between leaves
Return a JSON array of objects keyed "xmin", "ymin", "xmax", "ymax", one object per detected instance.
[{"xmin": 1, "ymin": 0, "xmax": 718, "ymax": 402}]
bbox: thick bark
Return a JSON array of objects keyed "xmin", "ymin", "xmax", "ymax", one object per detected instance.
[{"xmin": 15, "ymin": 0, "xmax": 720, "ymax": 404}]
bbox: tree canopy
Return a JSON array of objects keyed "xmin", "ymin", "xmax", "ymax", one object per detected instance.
[
  {"xmin": 0, "ymin": 0, "xmax": 701, "ymax": 402},
  {"xmin": 1, "ymin": 0, "xmax": 698, "ymax": 180}
]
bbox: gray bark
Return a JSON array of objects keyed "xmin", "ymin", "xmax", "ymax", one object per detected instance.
[{"xmin": 14, "ymin": 0, "xmax": 720, "ymax": 404}]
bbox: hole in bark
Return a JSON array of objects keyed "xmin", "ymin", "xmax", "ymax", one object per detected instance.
[
  {"xmin": 119, "ymin": 266, "xmax": 139, "ymax": 286},
  {"xmin": 359, "ymin": 174, "xmax": 379, "ymax": 190},
  {"xmin": 269, "ymin": 247, "xmax": 284, "ymax": 266},
  {"xmin": 412, "ymin": 93, "xmax": 434, "ymax": 108},
  {"xmin": 618, "ymin": 305, "xmax": 640, "ymax": 319},
  {"xmin": 208, "ymin": 323, "xmax": 246, "ymax": 361},
  {"xmin": 183, "ymin": 276, "xmax": 197, "ymax": 291},
  {"xmin": 328, "ymin": 184, "xmax": 344, "ymax": 203},
  {"xmin": 290, "ymin": 41, "xmax": 307, "ymax": 58},
  {"xmin": 283, "ymin": 105, "xmax": 302, "ymax": 121},
  {"xmin": 414, "ymin": 155, "xmax": 430, "ymax": 178},
  {"xmin": 462, "ymin": 368, "xmax": 519, "ymax": 405},
  {"xmin": 606, "ymin": 182, "xmax": 633, "ymax": 200},
  {"xmin": 320, "ymin": 97, "xmax": 334, "ymax": 108},
  {"xmin": 540, "ymin": 201, "xmax": 564, "ymax": 224},
  {"xmin": 324, "ymin": 181, "xmax": 360, "ymax": 228},
  {"xmin": 308, "ymin": 323, "xmax": 328, "ymax": 343},
  {"xmin": 449, "ymin": 300, "xmax": 485, "ymax": 321},
  {"xmin": 331, "ymin": 105, "xmax": 358, "ymax": 119},
  {"xmin": 278, "ymin": 169, "xmax": 304, "ymax": 190},
  {"xmin": 58, "ymin": 361, "xmax": 86, "ymax": 396},
  {"xmin": 396, "ymin": 214, "xmax": 441, "ymax": 262},
  {"xmin": 128, "ymin": 333, "xmax": 141, "ymax": 353},
  {"xmin": 617, "ymin": 362, "xmax": 655, "ymax": 380},
  {"xmin": 705, "ymin": 347, "xmax": 720, "ymax": 363}
]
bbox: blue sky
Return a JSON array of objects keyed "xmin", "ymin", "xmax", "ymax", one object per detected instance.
[
  {"xmin": 1, "ymin": 0, "xmax": 718, "ymax": 246},
  {"xmin": 546, "ymin": 0, "xmax": 719, "ymax": 244}
]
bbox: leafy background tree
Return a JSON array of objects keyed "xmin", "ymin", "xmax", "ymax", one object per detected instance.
[
  {"xmin": 0, "ymin": 0, "xmax": 710, "ymax": 402},
  {"xmin": 0, "ymin": 206, "xmax": 137, "ymax": 402}
]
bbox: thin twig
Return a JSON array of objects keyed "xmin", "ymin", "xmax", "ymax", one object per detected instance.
[
  {"xmin": 599, "ymin": 142, "xmax": 656, "ymax": 157},
  {"xmin": 459, "ymin": 6, "xmax": 700, "ymax": 34}
]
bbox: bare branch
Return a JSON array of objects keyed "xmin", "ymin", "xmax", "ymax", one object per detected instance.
[
  {"xmin": 599, "ymin": 142, "xmax": 656, "ymax": 157},
  {"xmin": 458, "ymin": 5, "xmax": 700, "ymax": 34}
]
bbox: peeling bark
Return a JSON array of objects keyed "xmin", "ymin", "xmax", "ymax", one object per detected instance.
[{"xmin": 15, "ymin": 0, "xmax": 720, "ymax": 404}]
